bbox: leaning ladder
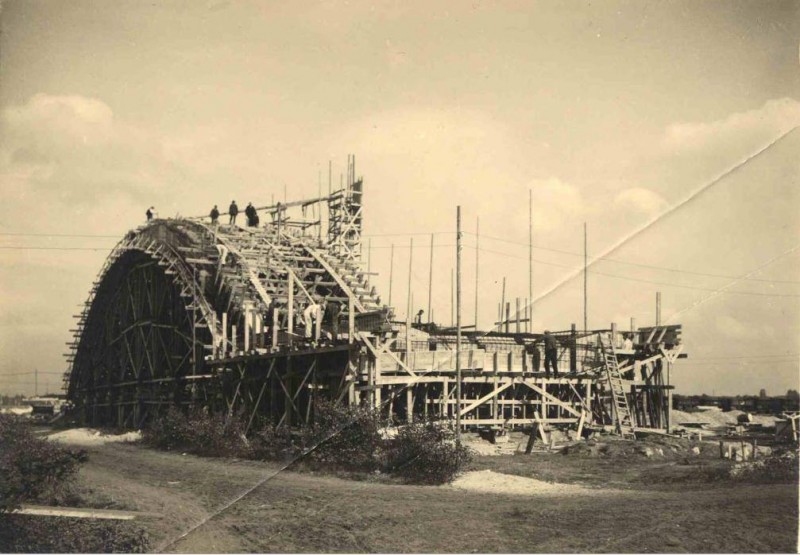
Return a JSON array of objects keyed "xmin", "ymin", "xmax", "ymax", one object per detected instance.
[{"xmin": 599, "ymin": 333, "xmax": 636, "ymax": 439}]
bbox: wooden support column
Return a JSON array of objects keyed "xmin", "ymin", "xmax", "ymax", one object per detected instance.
[
  {"xmin": 243, "ymin": 305, "xmax": 250, "ymax": 352},
  {"xmin": 406, "ymin": 387, "xmax": 413, "ymax": 423},
  {"xmin": 570, "ymin": 324, "xmax": 577, "ymax": 373},
  {"xmin": 222, "ymin": 313, "xmax": 228, "ymax": 357},
  {"xmin": 515, "ymin": 298, "xmax": 520, "ymax": 333},
  {"xmin": 348, "ymin": 296, "xmax": 355, "ymax": 344},
  {"xmin": 231, "ymin": 325, "xmax": 238, "ymax": 355},
  {"xmin": 271, "ymin": 308, "xmax": 278, "ymax": 349},
  {"xmin": 287, "ymin": 275, "xmax": 294, "ymax": 347},
  {"xmin": 505, "ymin": 302, "xmax": 510, "ymax": 333}
]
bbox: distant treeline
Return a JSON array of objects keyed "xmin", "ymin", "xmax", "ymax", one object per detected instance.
[{"xmin": 674, "ymin": 391, "xmax": 799, "ymax": 414}]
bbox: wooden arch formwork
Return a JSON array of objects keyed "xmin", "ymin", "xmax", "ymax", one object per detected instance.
[{"xmin": 65, "ymin": 172, "xmax": 685, "ymax": 436}]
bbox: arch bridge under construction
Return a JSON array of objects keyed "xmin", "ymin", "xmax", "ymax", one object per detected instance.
[{"xmin": 64, "ymin": 161, "xmax": 685, "ymax": 438}]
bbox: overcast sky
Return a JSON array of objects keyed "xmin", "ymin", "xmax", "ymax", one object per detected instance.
[{"xmin": 1, "ymin": 0, "xmax": 798, "ymax": 396}]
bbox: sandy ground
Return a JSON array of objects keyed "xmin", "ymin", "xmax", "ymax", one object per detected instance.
[
  {"xmin": 447, "ymin": 469, "xmax": 610, "ymax": 496},
  {"xmin": 47, "ymin": 428, "xmax": 142, "ymax": 446},
  {"xmin": 50, "ymin": 437, "xmax": 798, "ymax": 553}
]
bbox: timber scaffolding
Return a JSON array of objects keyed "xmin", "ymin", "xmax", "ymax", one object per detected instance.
[{"xmin": 64, "ymin": 159, "xmax": 686, "ymax": 436}]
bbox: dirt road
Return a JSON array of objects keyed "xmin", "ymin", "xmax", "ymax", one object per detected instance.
[{"xmin": 72, "ymin": 443, "xmax": 797, "ymax": 553}]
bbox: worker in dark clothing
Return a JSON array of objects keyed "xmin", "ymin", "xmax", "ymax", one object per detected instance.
[
  {"xmin": 525, "ymin": 340, "xmax": 541, "ymax": 373},
  {"xmin": 146, "ymin": 206, "xmax": 154, "ymax": 221},
  {"xmin": 210, "ymin": 205, "xmax": 220, "ymax": 224},
  {"xmin": 245, "ymin": 202, "xmax": 257, "ymax": 227},
  {"xmin": 543, "ymin": 330, "xmax": 559, "ymax": 378},
  {"xmin": 415, "ymin": 309, "xmax": 424, "ymax": 325},
  {"xmin": 324, "ymin": 298, "xmax": 341, "ymax": 341},
  {"xmin": 229, "ymin": 201, "xmax": 239, "ymax": 225}
]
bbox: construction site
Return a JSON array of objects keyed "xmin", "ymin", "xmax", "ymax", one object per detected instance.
[{"xmin": 63, "ymin": 158, "xmax": 686, "ymax": 443}]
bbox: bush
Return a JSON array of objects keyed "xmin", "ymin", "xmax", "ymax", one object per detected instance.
[
  {"xmin": 0, "ymin": 415, "xmax": 87, "ymax": 512},
  {"xmin": 142, "ymin": 406, "xmax": 250, "ymax": 458},
  {"xmin": 248, "ymin": 401, "xmax": 383, "ymax": 472},
  {"xmin": 385, "ymin": 419, "xmax": 472, "ymax": 484},
  {"xmin": 0, "ymin": 514, "xmax": 150, "ymax": 553},
  {"xmin": 301, "ymin": 400, "xmax": 383, "ymax": 471}
]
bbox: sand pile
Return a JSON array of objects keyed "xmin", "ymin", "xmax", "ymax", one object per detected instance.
[
  {"xmin": 0, "ymin": 407, "xmax": 33, "ymax": 415},
  {"xmin": 48, "ymin": 428, "xmax": 142, "ymax": 446},
  {"xmin": 447, "ymin": 469, "xmax": 607, "ymax": 496},
  {"xmin": 672, "ymin": 409, "xmax": 777, "ymax": 428}
]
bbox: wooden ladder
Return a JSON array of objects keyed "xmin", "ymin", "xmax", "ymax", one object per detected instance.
[{"xmin": 599, "ymin": 333, "xmax": 636, "ymax": 439}]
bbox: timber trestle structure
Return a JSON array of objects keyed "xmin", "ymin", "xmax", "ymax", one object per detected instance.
[{"xmin": 65, "ymin": 168, "xmax": 685, "ymax": 436}]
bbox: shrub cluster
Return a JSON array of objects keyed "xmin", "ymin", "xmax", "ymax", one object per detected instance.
[
  {"xmin": 144, "ymin": 403, "xmax": 471, "ymax": 485},
  {"xmin": 142, "ymin": 406, "xmax": 250, "ymax": 457},
  {"xmin": 0, "ymin": 414, "xmax": 87, "ymax": 512},
  {"xmin": 384, "ymin": 419, "xmax": 472, "ymax": 484},
  {"xmin": 0, "ymin": 514, "xmax": 150, "ymax": 553}
]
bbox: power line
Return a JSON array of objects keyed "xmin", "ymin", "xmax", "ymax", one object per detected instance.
[
  {"xmin": 688, "ymin": 354, "xmax": 799, "ymax": 361},
  {"xmin": 0, "ymin": 246, "xmax": 112, "ymax": 251},
  {"xmin": 0, "ymin": 232, "xmax": 119, "ymax": 238},
  {"xmin": 462, "ymin": 231, "xmax": 800, "ymax": 284}
]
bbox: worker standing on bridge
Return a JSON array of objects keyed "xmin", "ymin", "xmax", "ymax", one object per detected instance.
[
  {"xmin": 525, "ymin": 340, "xmax": 541, "ymax": 373},
  {"xmin": 146, "ymin": 206, "xmax": 154, "ymax": 221},
  {"xmin": 210, "ymin": 205, "xmax": 219, "ymax": 224},
  {"xmin": 229, "ymin": 200, "xmax": 239, "ymax": 225},
  {"xmin": 245, "ymin": 202, "xmax": 257, "ymax": 227},
  {"xmin": 324, "ymin": 296, "xmax": 341, "ymax": 342},
  {"xmin": 543, "ymin": 330, "xmax": 559, "ymax": 379},
  {"xmin": 303, "ymin": 298, "xmax": 322, "ymax": 339}
]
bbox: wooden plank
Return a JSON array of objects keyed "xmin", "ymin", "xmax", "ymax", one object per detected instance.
[{"xmin": 14, "ymin": 505, "xmax": 159, "ymax": 521}]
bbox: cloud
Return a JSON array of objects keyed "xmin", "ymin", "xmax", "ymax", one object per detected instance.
[
  {"xmin": 0, "ymin": 94, "xmax": 172, "ymax": 206},
  {"xmin": 613, "ymin": 187, "xmax": 668, "ymax": 219},
  {"xmin": 714, "ymin": 314, "xmax": 749, "ymax": 339},
  {"xmin": 531, "ymin": 177, "xmax": 586, "ymax": 232},
  {"xmin": 662, "ymin": 97, "xmax": 800, "ymax": 154}
]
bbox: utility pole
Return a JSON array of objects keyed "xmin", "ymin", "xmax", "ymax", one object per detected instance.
[
  {"xmin": 34, "ymin": 369, "xmax": 38, "ymax": 397},
  {"xmin": 450, "ymin": 268, "xmax": 454, "ymax": 327},
  {"xmin": 529, "ymin": 189, "xmax": 533, "ymax": 333},
  {"xmin": 500, "ymin": 276, "xmax": 506, "ymax": 332},
  {"xmin": 474, "ymin": 217, "xmax": 479, "ymax": 330},
  {"xmin": 456, "ymin": 206, "xmax": 463, "ymax": 442},
  {"xmin": 656, "ymin": 292, "xmax": 662, "ymax": 326},
  {"xmin": 583, "ymin": 222, "xmax": 588, "ymax": 333},
  {"xmin": 367, "ymin": 238, "xmax": 372, "ymax": 275},
  {"xmin": 388, "ymin": 244, "xmax": 394, "ymax": 306},
  {"xmin": 427, "ymin": 233, "xmax": 434, "ymax": 324},
  {"xmin": 406, "ymin": 238, "xmax": 413, "ymax": 354}
]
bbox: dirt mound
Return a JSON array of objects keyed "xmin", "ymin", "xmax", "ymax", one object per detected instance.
[
  {"xmin": 560, "ymin": 435, "xmax": 714, "ymax": 459},
  {"xmin": 447, "ymin": 469, "xmax": 609, "ymax": 496}
]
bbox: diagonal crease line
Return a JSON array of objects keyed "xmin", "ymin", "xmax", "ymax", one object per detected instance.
[
  {"xmin": 511, "ymin": 124, "xmax": 800, "ymax": 320},
  {"xmin": 158, "ymin": 124, "xmax": 799, "ymax": 550}
]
